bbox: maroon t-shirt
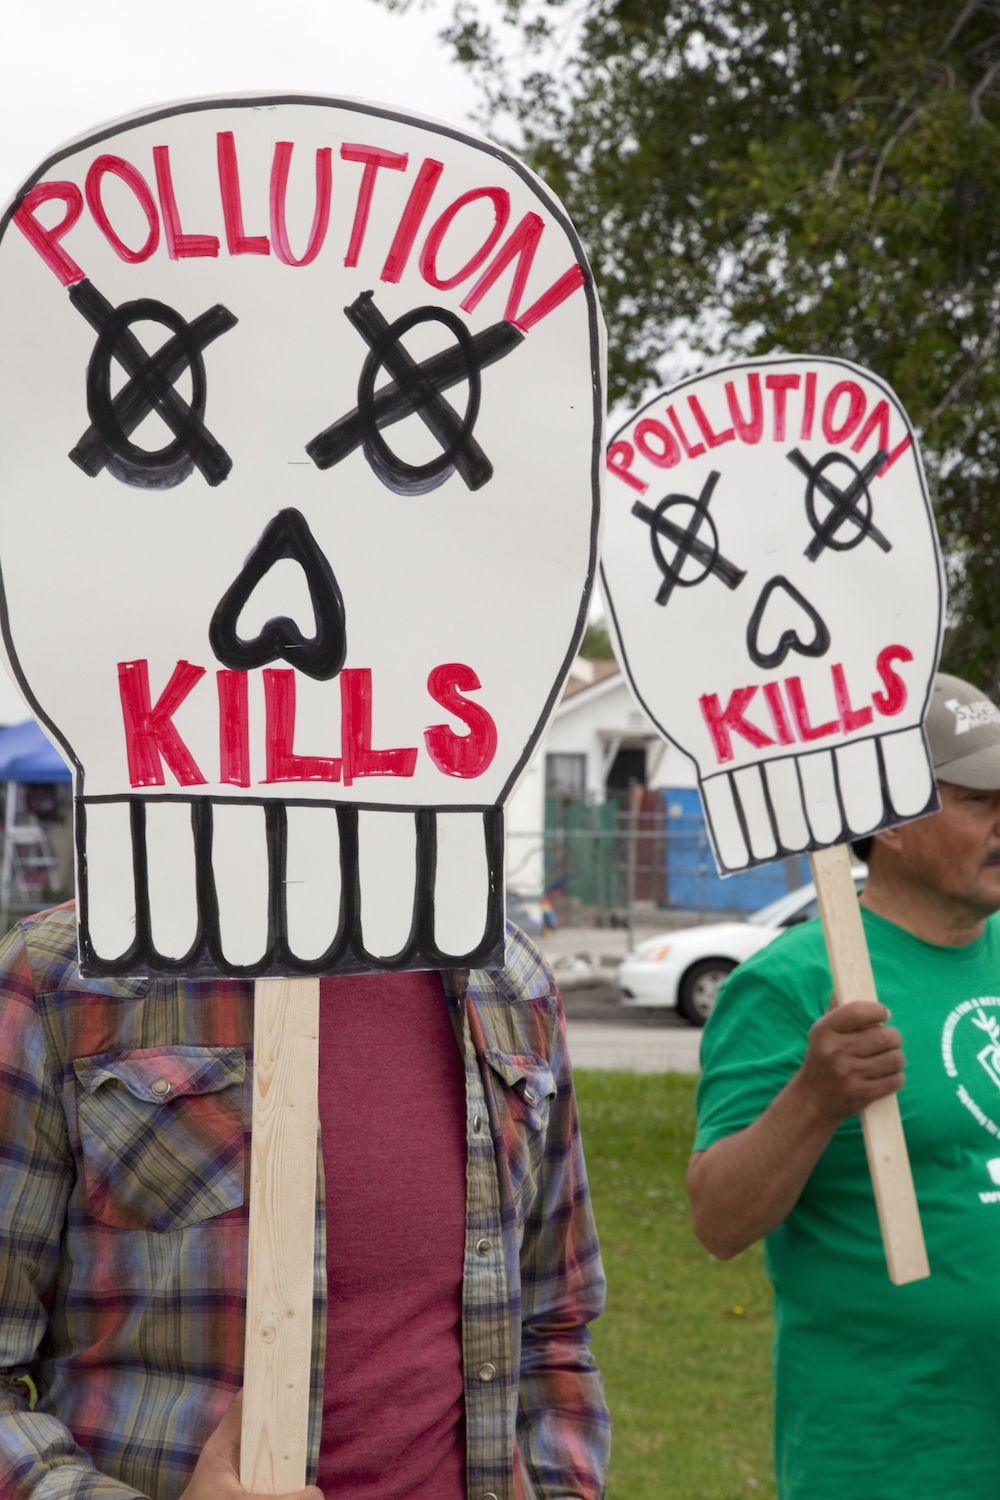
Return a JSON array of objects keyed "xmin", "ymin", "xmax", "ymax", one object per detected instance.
[{"xmin": 316, "ymin": 970, "xmax": 467, "ymax": 1500}]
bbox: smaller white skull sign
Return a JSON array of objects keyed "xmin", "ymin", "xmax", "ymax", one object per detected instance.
[
  {"xmin": 601, "ymin": 356, "xmax": 943, "ymax": 874},
  {"xmin": 0, "ymin": 93, "xmax": 603, "ymax": 975}
]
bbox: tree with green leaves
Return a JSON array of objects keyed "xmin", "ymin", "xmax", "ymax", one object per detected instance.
[
  {"xmin": 385, "ymin": 0, "xmax": 1000, "ymax": 688},
  {"xmin": 580, "ymin": 620, "xmax": 615, "ymax": 658}
]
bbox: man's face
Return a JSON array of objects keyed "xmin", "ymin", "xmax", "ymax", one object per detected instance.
[{"xmin": 877, "ymin": 780, "xmax": 1000, "ymax": 918}]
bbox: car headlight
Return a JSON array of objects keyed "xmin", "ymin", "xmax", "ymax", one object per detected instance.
[{"xmin": 627, "ymin": 941, "xmax": 672, "ymax": 963}]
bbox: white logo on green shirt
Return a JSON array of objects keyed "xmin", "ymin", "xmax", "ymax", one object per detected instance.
[
  {"xmin": 941, "ymin": 996, "xmax": 1000, "ymax": 1138},
  {"xmin": 973, "ymin": 1008, "xmax": 1000, "ymax": 1091}
]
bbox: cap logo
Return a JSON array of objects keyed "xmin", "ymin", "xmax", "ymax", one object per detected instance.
[{"xmin": 944, "ymin": 697, "xmax": 1000, "ymax": 735}]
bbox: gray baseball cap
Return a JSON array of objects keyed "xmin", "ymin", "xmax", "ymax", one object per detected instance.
[{"xmin": 926, "ymin": 672, "xmax": 1000, "ymax": 789}]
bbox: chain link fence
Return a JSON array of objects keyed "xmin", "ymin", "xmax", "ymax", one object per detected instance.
[{"xmin": 508, "ymin": 790, "xmax": 805, "ymax": 940}]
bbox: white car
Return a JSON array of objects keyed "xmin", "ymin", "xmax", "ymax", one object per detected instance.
[{"xmin": 616, "ymin": 872, "xmax": 866, "ymax": 1026}]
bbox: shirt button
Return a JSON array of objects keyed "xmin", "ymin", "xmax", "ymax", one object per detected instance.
[
  {"xmin": 478, "ymin": 1362, "xmax": 497, "ymax": 1382},
  {"xmin": 151, "ymin": 1079, "xmax": 171, "ymax": 1097},
  {"xmin": 473, "ymin": 1115, "xmax": 483, "ymax": 1133},
  {"xmin": 523, "ymin": 1087, "xmax": 536, "ymax": 1105},
  {"xmin": 476, "ymin": 1238, "xmax": 491, "ymax": 1256},
  {"xmin": 481, "ymin": 1494, "xmax": 500, "ymax": 1500}
]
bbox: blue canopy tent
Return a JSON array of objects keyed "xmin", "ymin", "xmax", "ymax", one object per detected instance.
[
  {"xmin": 0, "ymin": 720, "xmax": 71, "ymax": 784},
  {"xmin": 0, "ymin": 721, "xmax": 72, "ymax": 928}
]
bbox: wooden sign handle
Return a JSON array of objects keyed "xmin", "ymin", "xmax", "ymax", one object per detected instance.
[
  {"xmin": 241, "ymin": 979, "xmax": 320, "ymax": 1492},
  {"xmin": 808, "ymin": 845, "xmax": 930, "ymax": 1286}
]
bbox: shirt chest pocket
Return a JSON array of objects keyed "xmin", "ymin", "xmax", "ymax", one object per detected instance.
[
  {"xmin": 485, "ymin": 1049, "xmax": 556, "ymax": 1211},
  {"xmin": 73, "ymin": 1046, "xmax": 246, "ymax": 1232}
]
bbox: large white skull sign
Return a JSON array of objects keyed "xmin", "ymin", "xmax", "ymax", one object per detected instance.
[
  {"xmin": 601, "ymin": 356, "xmax": 942, "ymax": 873},
  {"xmin": 0, "ymin": 93, "xmax": 603, "ymax": 975}
]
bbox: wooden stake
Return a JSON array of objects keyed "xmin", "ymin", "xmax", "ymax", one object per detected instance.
[
  {"xmin": 808, "ymin": 844, "xmax": 930, "ymax": 1286},
  {"xmin": 241, "ymin": 978, "xmax": 320, "ymax": 1492}
]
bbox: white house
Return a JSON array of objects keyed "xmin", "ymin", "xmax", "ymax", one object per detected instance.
[{"xmin": 505, "ymin": 658, "xmax": 698, "ymax": 899}]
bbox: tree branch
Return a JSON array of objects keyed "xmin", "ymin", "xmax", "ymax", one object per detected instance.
[
  {"xmin": 868, "ymin": 105, "xmax": 922, "ymax": 204},
  {"xmin": 964, "ymin": 27, "xmax": 1000, "ymax": 57},
  {"xmin": 929, "ymin": 317, "xmax": 1000, "ymax": 421},
  {"xmin": 970, "ymin": 54, "xmax": 1000, "ymax": 118},
  {"xmin": 940, "ymin": 0, "xmax": 983, "ymax": 55}
]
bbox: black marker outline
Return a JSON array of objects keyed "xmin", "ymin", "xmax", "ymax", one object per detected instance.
[
  {"xmin": 307, "ymin": 292, "xmax": 520, "ymax": 494},
  {"xmin": 0, "ymin": 94, "xmax": 603, "ymax": 979},
  {"xmin": 745, "ymin": 574, "xmax": 831, "ymax": 669},
  {"xmin": 631, "ymin": 470, "xmax": 745, "ymax": 607},
  {"xmin": 786, "ymin": 446, "xmax": 891, "ymax": 560},
  {"xmin": 697, "ymin": 729, "xmax": 940, "ymax": 875},
  {"xmin": 603, "ymin": 357, "xmax": 940, "ymax": 785},
  {"xmin": 68, "ymin": 280, "xmax": 236, "ymax": 489},
  {"xmin": 359, "ymin": 303, "xmax": 482, "ymax": 493},
  {"xmin": 209, "ymin": 508, "xmax": 347, "ymax": 681},
  {"xmin": 76, "ymin": 796, "xmax": 505, "ymax": 979},
  {"xmin": 1, "ymin": 92, "xmax": 601, "ymax": 820},
  {"xmin": 308, "ymin": 313, "xmax": 523, "ymax": 481}
]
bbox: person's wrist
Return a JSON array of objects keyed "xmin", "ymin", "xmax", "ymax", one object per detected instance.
[{"xmin": 785, "ymin": 1065, "xmax": 845, "ymax": 1132}]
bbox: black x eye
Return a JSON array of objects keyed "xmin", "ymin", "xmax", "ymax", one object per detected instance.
[
  {"xmin": 305, "ymin": 290, "xmax": 522, "ymax": 495},
  {"xmin": 630, "ymin": 469, "xmax": 746, "ymax": 607},
  {"xmin": 786, "ymin": 446, "xmax": 891, "ymax": 560},
  {"xmin": 68, "ymin": 278, "xmax": 237, "ymax": 490}
]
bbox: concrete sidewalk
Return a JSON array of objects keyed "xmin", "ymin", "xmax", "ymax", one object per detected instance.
[
  {"xmin": 531, "ymin": 924, "xmax": 708, "ymax": 1071},
  {"xmin": 565, "ymin": 1021, "xmax": 701, "ymax": 1073}
]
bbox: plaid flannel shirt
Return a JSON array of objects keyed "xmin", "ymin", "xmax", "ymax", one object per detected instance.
[{"xmin": 0, "ymin": 904, "xmax": 609, "ymax": 1500}]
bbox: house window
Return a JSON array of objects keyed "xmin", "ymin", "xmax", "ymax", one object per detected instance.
[{"xmin": 545, "ymin": 752, "xmax": 587, "ymax": 798}]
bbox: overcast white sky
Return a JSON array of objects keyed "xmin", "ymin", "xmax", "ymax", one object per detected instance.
[{"xmin": 0, "ymin": 0, "xmax": 478, "ymax": 204}]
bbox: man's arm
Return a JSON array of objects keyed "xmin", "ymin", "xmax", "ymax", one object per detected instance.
[
  {"xmin": 0, "ymin": 926, "xmax": 318, "ymax": 1500},
  {"xmin": 687, "ymin": 999, "xmax": 905, "ymax": 1259},
  {"xmin": 515, "ymin": 991, "xmax": 611, "ymax": 1500},
  {"xmin": 0, "ymin": 928, "xmax": 142, "ymax": 1499}
]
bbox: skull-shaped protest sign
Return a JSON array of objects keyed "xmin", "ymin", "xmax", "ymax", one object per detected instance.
[
  {"xmin": 601, "ymin": 356, "xmax": 942, "ymax": 874},
  {"xmin": 0, "ymin": 92, "xmax": 603, "ymax": 976}
]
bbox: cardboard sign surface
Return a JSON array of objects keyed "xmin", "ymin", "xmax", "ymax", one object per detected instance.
[
  {"xmin": 602, "ymin": 356, "xmax": 942, "ymax": 874},
  {"xmin": 0, "ymin": 93, "xmax": 603, "ymax": 974}
]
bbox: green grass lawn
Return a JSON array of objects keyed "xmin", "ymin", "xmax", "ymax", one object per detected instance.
[{"xmin": 574, "ymin": 1070, "xmax": 776, "ymax": 1500}]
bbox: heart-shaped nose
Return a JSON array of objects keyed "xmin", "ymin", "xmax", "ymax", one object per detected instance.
[
  {"xmin": 746, "ymin": 574, "xmax": 830, "ymax": 669},
  {"xmin": 209, "ymin": 508, "xmax": 346, "ymax": 681}
]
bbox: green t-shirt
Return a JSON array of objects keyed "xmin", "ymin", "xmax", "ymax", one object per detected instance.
[{"xmin": 695, "ymin": 907, "xmax": 1000, "ymax": 1500}]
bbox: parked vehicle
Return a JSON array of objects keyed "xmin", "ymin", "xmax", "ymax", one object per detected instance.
[{"xmin": 616, "ymin": 871, "xmax": 867, "ymax": 1025}]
